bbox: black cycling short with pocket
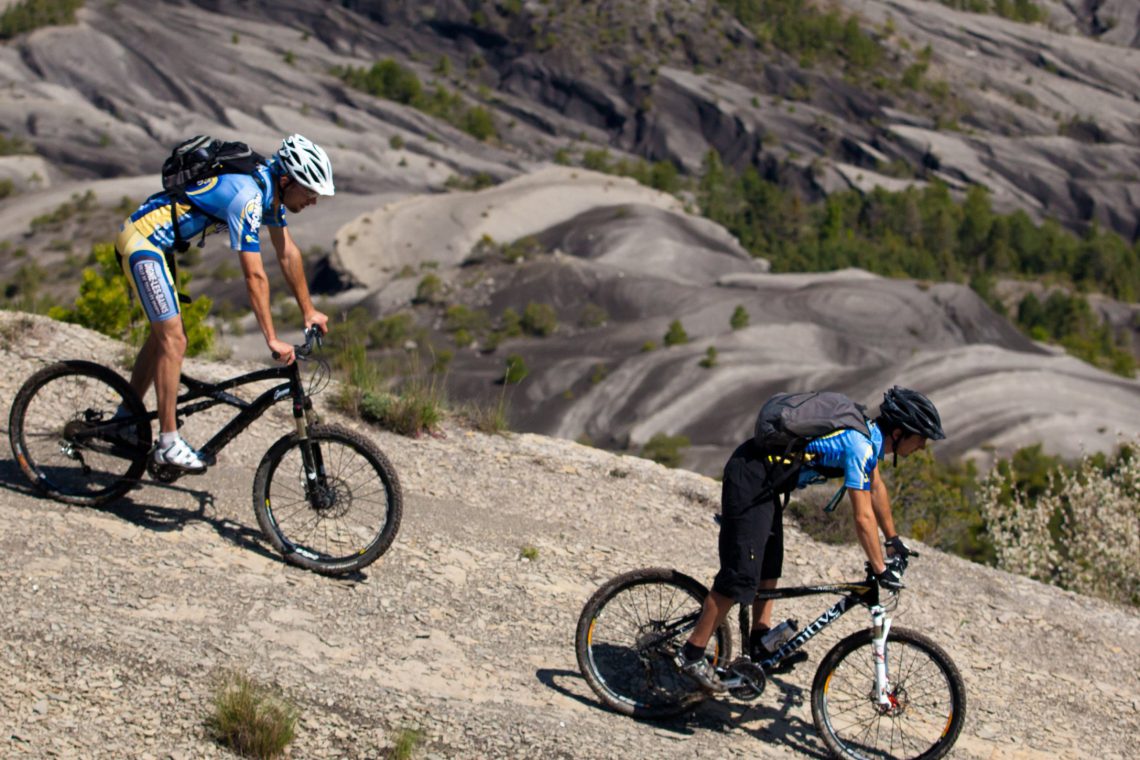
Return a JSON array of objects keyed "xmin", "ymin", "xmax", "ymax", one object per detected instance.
[{"xmin": 711, "ymin": 439, "xmax": 786, "ymax": 604}]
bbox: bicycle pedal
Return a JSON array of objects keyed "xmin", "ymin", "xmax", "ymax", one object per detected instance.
[{"xmin": 146, "ymin": 460, "xmax": 207, "ymax": 483}]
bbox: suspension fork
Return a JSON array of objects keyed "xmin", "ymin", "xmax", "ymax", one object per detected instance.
[
  {"xmin": 289, "ymin": 371, "xmax": 327, "ymax": 497},
  {"xmin": 870, "ymin": 604, "xmax": 894, "ymax": 707}
]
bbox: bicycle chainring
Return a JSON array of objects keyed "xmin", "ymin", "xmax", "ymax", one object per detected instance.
[{"xmin": 726, "ymin": 660, "xmax": 767, "ymax": 700}]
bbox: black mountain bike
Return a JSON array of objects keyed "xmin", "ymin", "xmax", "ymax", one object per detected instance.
[
  {"xmin": 575, "ymin": 554, "xmax": 965, "ymax": 760},
  {"xmin": 8, "ymin": 327, "xmax": 402, "ymax": 576}
]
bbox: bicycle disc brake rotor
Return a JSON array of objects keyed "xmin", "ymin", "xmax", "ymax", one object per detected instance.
[{"xmin": 309, "ymin": 476, "xmax": 351, "ymax": 518}]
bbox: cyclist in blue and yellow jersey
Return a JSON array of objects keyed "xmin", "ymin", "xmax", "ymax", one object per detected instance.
[
  {"xmin": 674, "ymin": 387, "xmax": 946, "ymax": 693},
  {"xmin": 116, "ymin": 134, "xmax": 334, "ymax": 472}
]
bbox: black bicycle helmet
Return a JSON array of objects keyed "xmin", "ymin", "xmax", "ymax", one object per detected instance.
[{"xmin": 878, "ymin": 386, "xmax": 945, "ymax": 440}]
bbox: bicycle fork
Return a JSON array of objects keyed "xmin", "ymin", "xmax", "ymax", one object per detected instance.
[
  {"xmin": 870, "ymin": 605, "xmax": 895, "ymax": 711},
  {"xmin": 293, "ymin": 398, "xmax": 330, "ymax": 505}
]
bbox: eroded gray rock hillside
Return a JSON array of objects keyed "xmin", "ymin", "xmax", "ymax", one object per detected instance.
[{"xmin": 1, "ymin": 0, "xmax": 1138, "ymax": 471}]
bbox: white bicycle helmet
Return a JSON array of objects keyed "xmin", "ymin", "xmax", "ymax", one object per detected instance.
[{"xmin": 277, "ymin": 134, "xmax": 335, "ymax": 196}]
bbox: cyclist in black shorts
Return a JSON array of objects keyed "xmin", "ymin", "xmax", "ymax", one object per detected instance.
[{"xmin": 674, "ymin": 387, "xmax": 946, "ymax": 693}]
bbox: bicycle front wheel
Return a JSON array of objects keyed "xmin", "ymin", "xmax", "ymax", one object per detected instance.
[
  {"xmin": 575, "ymin": 567, "xmax": 732, "ymax": 719},
  {"xmin": 8, "ymin": 361, "xmax": 150, "ymax": 506},
  {"xmin": 253, "ymin": 423, "xmax": 402, "ymax": 576},
  {"xmin": 811, "ymin": 626, "xmax": 966, "ymax": 760}
]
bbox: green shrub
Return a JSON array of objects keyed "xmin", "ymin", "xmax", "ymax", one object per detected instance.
[
  {"xmin": 444, "ymin": 304, "xmax": 491, "ymax": 334},
  {"xmin": 358, "ymin": 381, "xmax": 445, "ymax": 437},
  {"xmin": 579, "ymin": 303, "xmax": 609, "ymax": 328},
  {"xmin": 426, "ymin": 348, "xmax": 451, "ymax": 375},
  {"xmin": 663, "ymin": 320, "xmax": 688, "ymax": 346},
  {"xmin": 640, "ymin": 433, "xmax": 690, "ymax": 469},
  {"xmin": 0, "ymin": 0, "xmax": 84, "ymax": 40},
  {"xmin": 730, "ymin": 305, "xmax": 749, "ymax": 330},
  {"xmin": 0, "ymin": 131, "xmax": 32, "ymax": 155},
  {"xmin": 390, "ymin": 727, "xmax": 424, "ymax": 760},
  {"xmin": 415, "ymin": 273, "xmax": 444, "ymax": 304},
  {"xmin": 500, "ymin": 236, "xmax": 543, "ymax": 263},
  {"xmin": 500, "ymin": 308, "xmax": 522, "ymax": 337},
  {"xmin": 980, "ymin": 443, "xmax": 1138, "ymax": 606},
  {"xmin": 698, "ymin": 346, "xmax": 718, "ymax": 368},
  {"xmin": 369, "ymin": 312, "xmax": 415, "ymax": 349},
  {"xmin": 48, "ymin": 242, "xmax": 213, "ymax": 355},
  {"xmin": 206, "ymin": 670, "xmax": 297, "ymax": 760},
  {"xmin": 503, "ymin": 354, "xmax": 528, "ymax": 384},
  {"xmin": 443, "ymin": 172, "xmax": 497, "ymax": 191},
  {"xmin": 521, "ymin": 302, "xmax": 557, "ymax": 336},
  {"xmin": 462, "ymin": 393, "xmax": 510, "ymax": 433},
  {"xmin": 336, "ymin": 58, "xmax": 497, "ymax": 142},
  {"xmin": 463, "ymin": 106, "xmax": 497, "ymax": 141}
]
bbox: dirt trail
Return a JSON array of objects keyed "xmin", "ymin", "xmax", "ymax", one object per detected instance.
[{"xmin": 1, "ymin": 312, "xmax": 1137, "ymax": 759}]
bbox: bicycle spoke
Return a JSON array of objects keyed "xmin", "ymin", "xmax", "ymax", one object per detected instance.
[{"xmin": 261, "ymin": 433, "xmax": 394, "ymax": 564}]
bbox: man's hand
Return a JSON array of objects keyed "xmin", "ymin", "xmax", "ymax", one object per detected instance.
[
  {"xmin": 304, "ymin": 309, "xmax": 329, "ymax": 336},
  {"xmin": 885, "ymin": 535, "xmax": 913, "ymax": 559},
  {"xmin": 875, "ymin": 564, "xmax": 905, "ymax": 591},
  {"xmin": 268, "ymin": 337, "xmax": 295, "ymax": 365}
]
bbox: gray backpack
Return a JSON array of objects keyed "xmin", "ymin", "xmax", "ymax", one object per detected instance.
[
  {"xmin": 753, "ymin": 391, "xmax": 870, "ymax": 506},
  {"xmin": 754, "ymin": 391, "xmax": 870, "ymax": 454}
]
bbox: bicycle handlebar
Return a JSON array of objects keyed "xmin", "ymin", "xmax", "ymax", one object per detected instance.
[{"xmin": 271, "ymin": 325, "xmax": 324, "ymax": 361}]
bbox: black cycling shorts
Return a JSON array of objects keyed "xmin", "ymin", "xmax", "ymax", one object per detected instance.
[{"xmin": 711, "ymin": 440, "xmax": 785, "ymax": 604}]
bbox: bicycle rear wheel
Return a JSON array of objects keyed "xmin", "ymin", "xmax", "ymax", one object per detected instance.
[
  {"xmin": 252, "ymin": 423, "xmax": 402, "ymax": 576},
  {"xmin": 8, "ymin": 361, "xmax": 150, "ymax": 506},
  {"xmin": 811, "ymin": 626, "xmax": 966, "ymax": 760},
  {"xmin": 575, "ymin": 567, "xmax": 732, "ymax": 719}
]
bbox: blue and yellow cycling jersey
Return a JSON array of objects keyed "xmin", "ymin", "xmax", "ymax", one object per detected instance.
[
  {"xmin": 795, "ymin": 421, "xmax": 884, "ymax": 491},
  {"xmin": 126, "ymin": 161, "xmax": 286, "ymax": 254}
]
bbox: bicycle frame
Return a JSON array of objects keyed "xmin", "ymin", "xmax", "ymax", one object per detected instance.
[
  {"xmin": 74, "ymin": 360, "xmax": 314, "ymax": 463},
  {"xmin": 169, "ymin": 362, "xmax": 312, "ymax": 462},
  {"xmin": 725, "ymin": 574, "xmax": 898, "ymax": 707}
]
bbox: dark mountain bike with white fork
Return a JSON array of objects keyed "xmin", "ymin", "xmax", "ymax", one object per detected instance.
[
  {"xmin": 575, "ymin": 553, "xmax": 966, "ymax": 760},
  {"xmin": 8, "ymin": 327, "xmax": 402, "ymax": 576}
]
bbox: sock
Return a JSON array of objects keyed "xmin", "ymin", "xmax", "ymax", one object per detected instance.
[
  {"xmin": 681, "ymin": 641, "xmax": 704, "ymax": 662},
  {"xmin": 158, "ymin": 431, "xmax": 178, "ymax": 448},
  {"xmin": 751, "ymin": 625, "xmax": 771, "ymax": 650}
]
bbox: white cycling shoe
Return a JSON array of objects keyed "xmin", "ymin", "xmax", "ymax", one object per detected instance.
[{"xmin": 151, "ymin": 436, "xmax": 207, "ymax": 472}]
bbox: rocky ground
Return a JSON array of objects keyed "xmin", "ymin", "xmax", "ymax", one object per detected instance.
[{"xmin": 0, "ymin": 311, "xmax": 1138, "ymax": 759}]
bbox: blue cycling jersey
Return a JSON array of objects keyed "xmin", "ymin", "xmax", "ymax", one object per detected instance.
[
  {"xmin": 128, "ymin": 160, "xmax": 286, "ymax": 253},
  {"xmin": 795, "ymin": 421, "xmax": 884, "ymax": 491}
]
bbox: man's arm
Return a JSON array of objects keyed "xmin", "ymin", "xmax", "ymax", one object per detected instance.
[
  {"xmin": 849, "ymin": 486, "xmax": 886, "ymax": 574},
  {"xmin": 239, "ymin": 251, "xmax": 295, "ymax": 364},
  {"xmin": 268, "ymin": 225, "xmax": 328, "ymax": 335},
  {"xmin": 869, "ymin": 465, "xmax": 899, "ymax": 545}
]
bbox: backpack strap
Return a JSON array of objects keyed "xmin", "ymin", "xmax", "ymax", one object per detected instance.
[{"xmin": 162, "ymin": 196, "xmax": 191, "ymax": 306}]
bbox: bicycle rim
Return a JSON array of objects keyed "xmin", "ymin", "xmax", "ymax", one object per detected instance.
[
  {"xmin": 11, "ymin": 364, "xmax": 147, "ymax": 505},
  {"xmin": 256, "ymin": 426, "xmax": 400, "ymax": 574},
  {"xmin": 577, "ymin": 569, "xmax": 728, "ymax": 718},
  {"xmin": 812, "ymin": 628, "xmax": 966, "ymax": 760}
]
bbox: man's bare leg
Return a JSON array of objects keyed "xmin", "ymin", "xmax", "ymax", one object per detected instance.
[{"xmin": 149, "ymin": 316, "xmax": 187, "ymax": 434}]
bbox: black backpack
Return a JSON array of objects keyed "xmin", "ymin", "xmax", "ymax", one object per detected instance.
[
  {"xmin": 753, "ymin": 391, "xmax": 870, "ymax": 506},
  {"xmin": 161, "ymin": 136, "xmax": 267, "ymax": 254}
]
